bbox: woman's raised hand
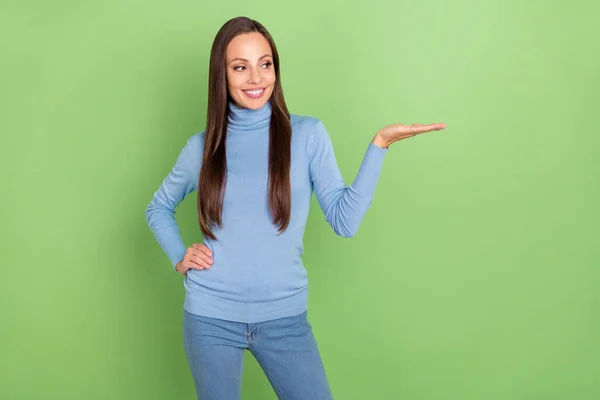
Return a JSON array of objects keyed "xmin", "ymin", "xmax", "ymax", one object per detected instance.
[{"xmin": 372, "ymin": 122, "xmax": 446, "ymax": 148}]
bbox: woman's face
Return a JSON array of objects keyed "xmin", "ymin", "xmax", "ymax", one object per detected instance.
[{"xmin": 225, "ymin": 32, "xmax": 276, "ymax": 110}]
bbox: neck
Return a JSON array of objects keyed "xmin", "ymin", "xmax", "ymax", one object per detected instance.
[{"xmin": 227, "ymin": 100, "xmax": 272, "ymax": 130}]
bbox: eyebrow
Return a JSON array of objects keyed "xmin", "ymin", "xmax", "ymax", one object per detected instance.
[{"xmin": 229, "ymin": 54, "xmax": 272, "ymax": 64}]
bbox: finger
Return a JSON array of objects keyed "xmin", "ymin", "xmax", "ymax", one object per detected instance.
[
  {"xmin": 194, "ymin": 253, "xmax": 213, "ymax": 268},
  {"xmin": 191, "ymin": 253, "xmax": 212, "ymax": 269},
  {"xmin": 190, "ymin": 248, "xmax": 214, "ymax": 265},
  {"xmin": 411, "ymin": 123, "xmax": 446, "ymax": 134},
  {"xmin": 201, "ymin": 253, "xmax": 214, "ymax": 265},
  {"xmin": 187, "ymin": 261, "xmax": 203, "ymax": 270},
  {"xmin": 410, "ymin": 124, "xmax": 423, "ymax": 134},
  {"xmin": 428, "ymin": 123, "xmax": 446, "ymax": 130},
  {"xmin": 194, "ymin": 243, "xmax": 213, "ymax": 258},
  {"xmin": 185, "ymin": 254, "xmax": 205, "ymax": 270},
  {"xmin": 189, "ymin": 244, "xmax": 212, "ymax": 266}
]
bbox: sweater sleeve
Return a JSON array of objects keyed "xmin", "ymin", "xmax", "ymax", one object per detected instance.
[
  {"xmin": 145, "ymin": 135, "xmax": 201, "ymax": 270},
  {"xmin": 308, "ymin": 119, "xmax": 388, "ymax": 238}
]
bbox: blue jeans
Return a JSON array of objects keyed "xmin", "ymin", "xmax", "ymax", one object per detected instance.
[{"xmin": 182, "ymin": 309, "xmax": 334, "ymax": 400}]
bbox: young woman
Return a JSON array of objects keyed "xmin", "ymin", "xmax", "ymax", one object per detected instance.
[{"xmin": 146, "ymin": 16, "xmax": 445, "ymax": 400}]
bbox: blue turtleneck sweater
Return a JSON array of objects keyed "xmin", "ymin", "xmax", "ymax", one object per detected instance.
[{"xmin": 145, "ymin": 101, "xmax": 387, "ymax": 323}]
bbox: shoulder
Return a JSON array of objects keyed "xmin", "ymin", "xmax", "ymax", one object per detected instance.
[
  {"xmin": 290, "ymin": 113, "xmax": 328, "ymax": 142},
  {"xmin": 186, "ymin": 131, "xmax": 205, "ymax": 150},
  {"xmin": 170, "ymin": 131, "xmax": 205, "ymax": 173},
  {"xmin": 177, "ymin": 131, "xmax": 205, "ymax": 159},
  {"xmin": 290, "ymin": 114, "xmax": 333, "ymax": 161},
  {"xmin": 291, "ymin": 113, "xmax": 325, "ymax": 130}
]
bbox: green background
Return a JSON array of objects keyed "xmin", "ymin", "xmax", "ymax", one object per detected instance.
[{"xmin": 1, "ymin": 0, "xmax": 598, "ymax": 399}]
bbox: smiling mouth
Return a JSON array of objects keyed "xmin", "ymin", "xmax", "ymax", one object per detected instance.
[{"xmin": 243, "ymin": 88, "xmax": 265, "ymax": 98}]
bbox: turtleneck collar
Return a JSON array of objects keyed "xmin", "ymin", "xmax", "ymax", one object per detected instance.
[{"xmin": 227, "ymin": 100, "xmax": 272, "ymax": 130}]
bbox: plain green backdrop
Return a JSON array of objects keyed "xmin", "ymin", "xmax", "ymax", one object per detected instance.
[{"xmin": 1, "ymin": 0, "xmax": 598, "ymax": 399}]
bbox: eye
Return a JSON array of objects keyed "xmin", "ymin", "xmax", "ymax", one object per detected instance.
[
  {"xmin": 233, "ymin": 66, "xmax": 246, "ymax": 72},
  {"xmin": 261, "ymin": 61, "xmax": 272, "ymax": 68}
]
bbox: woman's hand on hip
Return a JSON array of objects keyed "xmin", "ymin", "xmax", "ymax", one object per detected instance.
[{"xmin": 176, "ymin": 243, "xmax": 214, "ymax": 275}]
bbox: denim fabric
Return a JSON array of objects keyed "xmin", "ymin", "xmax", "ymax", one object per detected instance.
[{"xmin": 182, "ymin": 309, "xmax": 334, "ymax": 400}]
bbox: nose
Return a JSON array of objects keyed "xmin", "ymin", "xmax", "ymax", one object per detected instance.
[{"xmin": 248, "ymin": 67, "xmax": 261, "ymax": 85}]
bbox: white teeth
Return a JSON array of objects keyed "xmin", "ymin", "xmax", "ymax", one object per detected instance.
[{"xmin": 244, "ymin": 89, "xmax": 264, "ymax": 95}]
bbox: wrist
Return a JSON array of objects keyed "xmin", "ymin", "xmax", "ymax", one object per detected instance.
[{"xmin": 372, "ymin": 133, "xmax": 390, "ymax": 149}]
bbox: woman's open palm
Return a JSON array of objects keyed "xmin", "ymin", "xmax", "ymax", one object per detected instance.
[{"xmin": 376, "ymin": 122, "xmax": 446, "ymax": 147}]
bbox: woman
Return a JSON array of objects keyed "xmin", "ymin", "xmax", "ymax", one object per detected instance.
[{"xmin": 146, "ymin": 16, "xmax": 445, "ymax": 400}]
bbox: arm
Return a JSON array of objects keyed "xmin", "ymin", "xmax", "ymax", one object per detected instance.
[
  {"xmin": 145, "ymin": 135, "xmax": 201, "ymax": 270},
  {"xmin": 309, "ymin": 120, "xmax": 388, "ymax": 238}
]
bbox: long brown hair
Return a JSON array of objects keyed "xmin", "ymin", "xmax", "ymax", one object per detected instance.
[{"xmin": 198, "ymin": 17, "xmax": 292, "ymax": 240}]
